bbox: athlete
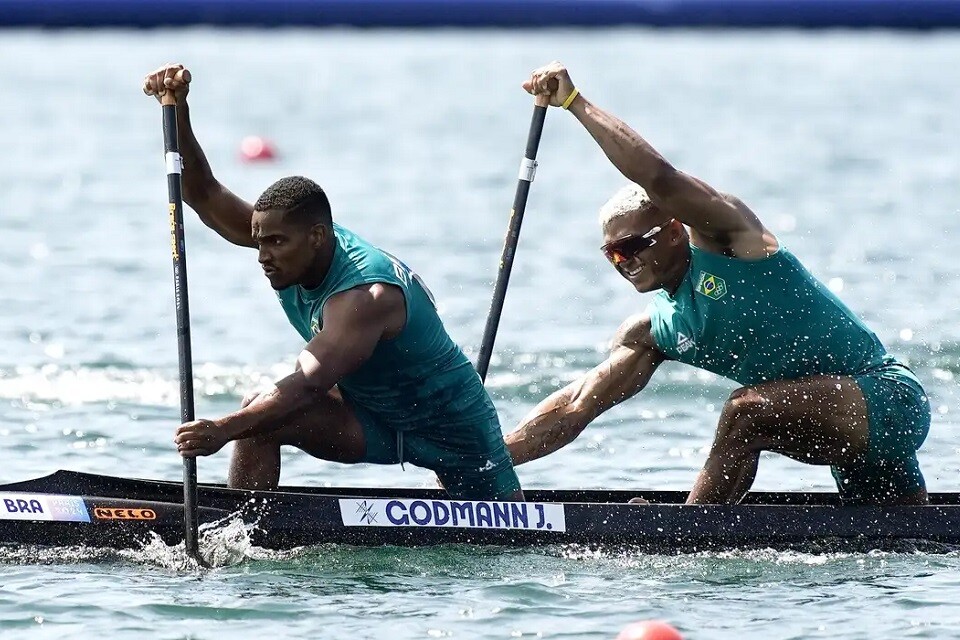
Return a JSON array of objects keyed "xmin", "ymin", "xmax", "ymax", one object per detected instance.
[
  {"xmin": 504, "ymin": 61, "xmax": 930, "ymax": 505},
  {"xmin": 143, "ymin": 63, "xmax": 522, "ymax": 501}
]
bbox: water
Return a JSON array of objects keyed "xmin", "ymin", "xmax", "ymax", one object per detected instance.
[{"xmin": 1, "ymin": 28, "xmax": 959, "ymax": 639}]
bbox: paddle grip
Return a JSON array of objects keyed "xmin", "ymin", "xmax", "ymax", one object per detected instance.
[{"xmin": 159, "ymin": 69, "xmax": 191, "ymax": 107}]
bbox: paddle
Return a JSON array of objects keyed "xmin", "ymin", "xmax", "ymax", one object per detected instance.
[
  {"xmin": 476, "ymin": 93, "xmax": 551, "ymax": 381},
  {"xmin": 159, "ymin": 83, "xmax": 204, "ymax": 566}
]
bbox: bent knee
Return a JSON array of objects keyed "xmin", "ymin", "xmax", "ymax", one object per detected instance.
[
  {"xmin": 240, "ymin": 384, "xmax": 278, "ymax": 409},
  {"xmin": 721, "ymin": 387, "xmax": 771, "ymax": 424},
  {"xmin": 717, "ymin": 387, "xmax": 771, "ymax": 444}
]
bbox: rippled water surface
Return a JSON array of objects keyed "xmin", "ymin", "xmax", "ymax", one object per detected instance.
[{"xmin": 1, "ymin": 28, "xmax": 959, "ymax": 639}]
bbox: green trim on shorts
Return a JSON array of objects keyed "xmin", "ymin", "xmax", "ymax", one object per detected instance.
[{"xmin": 831, "ymin": 362, "xmax": 930, "ymax": 504}]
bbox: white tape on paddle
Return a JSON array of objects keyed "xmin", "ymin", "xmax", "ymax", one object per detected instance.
[
  {"xmin": 518, "ymin": 157, "xmax": 537, "ymax": 182},
  {"xmin": 165, "ymin": 152, "xmax": 182, "ymax": 175}
]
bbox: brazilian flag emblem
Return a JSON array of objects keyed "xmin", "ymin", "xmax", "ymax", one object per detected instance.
[{"xmin": 696, "ymin": 271, "xmax": 727, "ymax": 300}]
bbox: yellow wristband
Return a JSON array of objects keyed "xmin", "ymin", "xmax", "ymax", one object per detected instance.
[{"xmin": 561, "ymin": 87, "xmax": 580, "ymax": 110}]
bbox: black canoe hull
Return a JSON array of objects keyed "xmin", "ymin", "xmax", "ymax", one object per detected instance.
[{"xmin": 1, "ymin": 471, "xmax": 958, "ymax": 552}]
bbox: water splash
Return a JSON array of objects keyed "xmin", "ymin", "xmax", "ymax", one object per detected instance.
[
  {"xmin": 554, "ymin": 543, "xmax": 960, "ymax": 564},
  {"xmin": 0, "ymin": 513, "xmax": 304, "ymax": 570}
]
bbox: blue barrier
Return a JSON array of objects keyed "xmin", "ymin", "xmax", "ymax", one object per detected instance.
[{"xmin": 2, "ymin": 0, "xmax": 959, "ymax": 29}]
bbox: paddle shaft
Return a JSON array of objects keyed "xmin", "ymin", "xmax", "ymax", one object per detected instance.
[
  {"xmin": 160, "ymin": 93, "xmax": 202, "ymax": 564},
  {"xmin": 475, "ymin": 95, "xmax": 550, "ymax": 381}
]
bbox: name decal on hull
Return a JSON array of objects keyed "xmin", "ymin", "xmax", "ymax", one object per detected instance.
[
  {"xmin": 0, "ymin": 492, "xmax": 90, "ymax": 522},
  {"xmin": 339, "ymin": 498, "xmax": 566, "ymax": 532}
]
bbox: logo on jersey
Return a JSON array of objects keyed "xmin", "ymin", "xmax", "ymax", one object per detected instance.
[
  {"xmin": 696, "ymin": 271, "xmax": 727, "ymax": 300},
  {"xmin": 676, "ymin": 332, "xmax": 696, "ymax": 353},
  {"xmin": 310, "ymin": 317, "xmax": 320, "ymax": 336}
]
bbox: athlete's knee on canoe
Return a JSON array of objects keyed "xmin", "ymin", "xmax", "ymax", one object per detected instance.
[
  {"xmin": 835, "ymin": 364, "xmax": 931, "ymax": 504},
  {"xmin": 720, "ymin": 377, "xmax": 867, "ymax": 452},
  {"xmin": 435, "ymin": 463, "xmax": 523, "ymax": 501},
  {"xmin": 405, "ymin": 419, "xmax": 522, "ymax": 501}
]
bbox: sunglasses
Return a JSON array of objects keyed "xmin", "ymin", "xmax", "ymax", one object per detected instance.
[{"xmin": 601, "ymin": 219, "xmax": 675, "ymax": 265}]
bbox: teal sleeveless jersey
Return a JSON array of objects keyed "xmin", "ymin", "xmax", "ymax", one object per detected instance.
[
  {"xmin": 276, "ymin": 224, "xmax": 494, "ymax": 432},
  {"xmin": 646, "ymin": 245, "xmax": 890, "ymax": 385}
]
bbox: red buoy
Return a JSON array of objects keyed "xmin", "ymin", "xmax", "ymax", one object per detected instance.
[
  {"xmin": 239, "ymin": 135, "xmax": 277, "ymax": 162},
  {"xmin": 616, "ymin": 620, "xmax": 683, "ymax": 640}
]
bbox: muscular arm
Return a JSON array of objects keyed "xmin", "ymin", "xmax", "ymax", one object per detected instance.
[
  {"xmin": 505, "ymin": 313, "xmax": 665, "ymax": 465},
  {"xmin": 567, "ymin": 96, "xmax": 776, "ymax": 258},
  {"xmin": 214, "ymin": 283, "xmax": 405, "ymax": 440},
  {"xmin": 176, "ymin": 101, "xmax": 257, "ymax": 248}
]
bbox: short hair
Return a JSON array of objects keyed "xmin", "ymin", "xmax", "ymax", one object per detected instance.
[
  {"xmin": 598, "ymin": 184, "xmax": 655, "ymax": 227},
  {"xmin": 254, "ymin": 176, "xmax": 332, "ymax": 228}
]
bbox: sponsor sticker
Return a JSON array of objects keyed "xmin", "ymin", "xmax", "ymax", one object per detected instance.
[
  {"xmin": 0, "ymin": 493, "xmax": 90, "ymax": 523},
  {"xmin": 93, "ymin": 507, "xmax": 157, "ymax": 521},
  {"xmin": 339, "ymin": 498, "xmax": 566, "ymax": 532},
  {"xmin": 168, "ymin": 203, "xmax": 180, "ymax": 260}
]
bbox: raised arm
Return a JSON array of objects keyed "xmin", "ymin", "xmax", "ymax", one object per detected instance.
[
  {"xmin": 505, "ymin": 313, "xmax": 665, "ymax": 465},
  {"xmin": 143, "ymin": 64, "xmax": 257, "ymax": 248},
  {"xmin": 524, "ymin": 62, "xmax": 777, "ymax": 259}
]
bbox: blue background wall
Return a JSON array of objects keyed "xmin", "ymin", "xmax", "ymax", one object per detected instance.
[{"xmin": 2, "ymin": 0, "xmax": 959, "ymax": 29}]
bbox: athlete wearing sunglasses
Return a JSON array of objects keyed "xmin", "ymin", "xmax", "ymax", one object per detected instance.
[
  {"xmin": 600, "ymin": 219, "xmax": 678, "ymax": 291},
  {"xmin": 601, "ymin": 219, "xmax": 673, "ymax": 265},
  {"xmin": 504, "ymin": 61, "xmax": 930, "ymax": 508}
]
